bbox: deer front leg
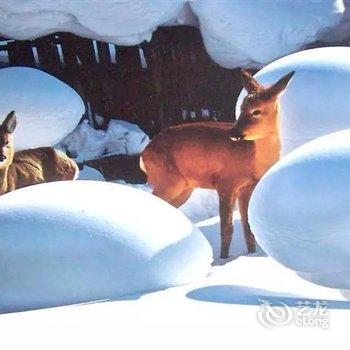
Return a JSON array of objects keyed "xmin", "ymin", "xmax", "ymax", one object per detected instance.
[
  {"xmin": 218, "ymin": 190, "xmax": 236, "ymax": 259},
  {"xmin": 238, "ymin": 185, "xmax": 256, "ymax": 253}
]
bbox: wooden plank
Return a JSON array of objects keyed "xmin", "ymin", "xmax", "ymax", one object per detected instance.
[
  {"xmin": 34, "ymin": 36, "xmax": 61, "ymax": 71},
  {"xmin": 1, "ymin": 26, "xmax": 245, "ymax": 137},
  {"xmin": 6, "ymin": 41, "xmax": 18, "ymax": 65},
  {"xmin": 142, "ymin": 37, "xmax": 167, "ymax": 131},
  {"xmin": 75, "ymin": 37, "xmax": 96, "ymax": 65},
  {"xmin": 7, "ymin": 40, "xmax": 35, "ymax": 66},
  {"xmin": 96, "ymin": 41, "xmax": 111, "ymax": 65},
  {"xmin": 154, "ymin": 29, "xmax": 179, "ymax": 126},
  {"xmin": 116, "ymin": 46, "xmax": 142, "ymax": 72},
  {"xmin": 58, "ymin": 33, "xmax": 79, "ymax": 67}
]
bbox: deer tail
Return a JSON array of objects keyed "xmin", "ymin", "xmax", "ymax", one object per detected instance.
[
  {"xmin": 72, "ymin": 160, "xmax": 80, "ymax": 180},
  {"xmin": 139, "ymin": 154, "xmax": 147, "ymax": 174}
]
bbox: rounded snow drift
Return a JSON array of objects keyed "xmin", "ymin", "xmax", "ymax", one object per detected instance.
[
  {"xmin": 0, "ymin": 67, "xmax": 85, "ymax": 151},
  {"xmin": 248, "ymin": 129, "xmax": 350, "ymax": 289},
  {"xmin": 192, "ymin": 1, "xmax": 343, "ymax": 68},
  {"xmin": 0, "ymin": 181, "xmax": 212, "ymax": 313},
  {"xmin": 236, "ymin": 47, "xmax": 350, "ymax": 154},
  {"xmin": 0, "ymin": 1, "xmax": 185, "ymax": 46}
]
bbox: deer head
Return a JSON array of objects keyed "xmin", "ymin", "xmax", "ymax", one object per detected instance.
[
  {"xmin": 0, "ymin": 111, "xmax": 17, "ymax": 169},
  {"xmin": 231, "ymin": 70, "xmax": 295, "ymax": 141}
]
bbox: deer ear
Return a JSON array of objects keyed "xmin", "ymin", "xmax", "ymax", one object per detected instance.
[
  {"xmin": 1, "ymin": 111, "xmax": 17, "ymax": 134},
  {"xmin": 268, "ymin": 71, "xmax": 295, "ymax": 96},
  {"xmin": 240, "ymin": 69, "xmax": 261, "ymax": 93}
]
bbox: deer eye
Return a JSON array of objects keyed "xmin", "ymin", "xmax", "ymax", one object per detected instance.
[{"xmin": 252, "ymin": 109, "xmax": 262, "ymax": 117}]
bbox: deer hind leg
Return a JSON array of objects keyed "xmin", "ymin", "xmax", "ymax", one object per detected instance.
[
  {"xmin": 218, "ymin": 189, "xmax": 237, "ymax": 259},
  {"xmin": 170, "ymin": 187, "xmax": 194, "ymax": 208},
  {"xmin": 238, "ymin": 185, "xmax": 256, "ymax": 253},
  {"xmin": 152, "ymin": 175, "xmax": 189, "ymax": 208}
]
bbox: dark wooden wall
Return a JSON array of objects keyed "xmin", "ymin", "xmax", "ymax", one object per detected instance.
[{"xmin": 0, "ymin": 26, "xmax": 244, "ymax": 136}]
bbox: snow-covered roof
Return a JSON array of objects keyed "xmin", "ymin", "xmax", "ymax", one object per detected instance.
[{"xmin": 0, "ymin": 1, "xmax": 348, "ymax": 68}]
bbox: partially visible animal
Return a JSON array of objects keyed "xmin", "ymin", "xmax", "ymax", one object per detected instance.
[
  {"xmin": 83, "ymin": 154, "xmax": 146, "ymax": 183},
  {"xmin": 140, "ymin": 69, "xmax": 295, "ymax": 259},
  {"xmin": 0, "ymin": 111, "xmax": 79, "ymax": 196}
]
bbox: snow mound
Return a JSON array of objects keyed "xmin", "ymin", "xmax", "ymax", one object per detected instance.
[
  {"xmin": 237, "ymin": 47, "xmax": 350, "ymax": 154},
  {"xmin": 320, "ymin": 0, "xmax": 350, "ymax": 43},
  {"xmin": 248, "ymin": 129, "xmax": 350, "ymax": 289},
  {"xmin": 0, "ymin": 1, "xmax": 347, "ymax": 68},
  {"xmin": 58, "ymin": 119, "xmax": 149, "ymax": 162},
  {"xmin": 119, "ymin": 181, "xmax": 219, "ymax": 224},
  {"xmin": 0, "ymin": 181, "xmax": 212, "ymax": 313},
  {"xmin": 57, "ymin": 120, "xmax": 106, "ymax": 161},
  {"xmin": 179, "ymin": 189, "xmax": 219, "ymax": 223},
  {"xmin": 0, "ymin": 67, "xmax": 84, "ymax": 151},
  {"xmin": 0, "ymin": 1, "xmax": 185, "ymax": 46},
  {"xmin": 191, "ymin": 1, "xmax": 344, "ymax": 68},
  {"xmin": 162, "ymin": 2, "xmax": 198, "ymax": 27},
  {"xmin": 106, "ymin": 119, "xmax": 149, "ymax": 156}
]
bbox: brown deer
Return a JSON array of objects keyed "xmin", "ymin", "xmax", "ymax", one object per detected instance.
[
  {"xmin": 140, "ymin": 70, "xmax": 294, "ymax": 259},
  {"xmin": 0, "ymin": 111, "xmax": 79, "ymax": 196}
]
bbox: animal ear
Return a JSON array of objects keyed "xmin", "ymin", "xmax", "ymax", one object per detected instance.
[
  {"xmin": 240, "ymin": 69, "xmax": 261, "ymax": 93},
  {"xmin": 268, "ymin": 71, "xmax": 295, "ymax": 97},
  {"xmin": 1, "ymin": 111, "xmax": 17, "ymax": 134}
]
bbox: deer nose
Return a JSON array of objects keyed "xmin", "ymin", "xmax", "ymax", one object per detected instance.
[
  {"xmin": 0, "ymin": 154, "xmax": 7, "ymax": 162},
  {"xmin": 230, "ymin": 127, "xmax": 245, "ymax": 141}
]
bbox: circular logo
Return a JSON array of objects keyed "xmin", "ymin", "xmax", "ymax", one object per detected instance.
[{"xmin": 257, "ymin": 299, "xmax": 294, "ymax": 328}]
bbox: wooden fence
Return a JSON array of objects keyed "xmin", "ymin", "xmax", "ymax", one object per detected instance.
[{"xmin": 0, "ymin": 26, "xmax": 244, "ymax": 136}]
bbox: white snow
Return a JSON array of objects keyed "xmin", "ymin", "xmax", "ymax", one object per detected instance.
[
  {"xmin": 249, "ymin": 129, "xmax": 350, "ymax": 289},
  {"xmin": 78, "ymin": 166, "xmax": 105, "ymax": 181},
  {"xmin": 0, "ymin": 181, "xmax": 212, "ymax": 313},
  {"xmin": 190, "ymin": 1, "xmax": 344, "ymax": 68},
  {"xmin": 57, "ymin": 119, "xmax": 149, "ymax": 162},
  {"xmin": 236, "ymin": 47, "xmax": 350, "ymax": 155},
  {"xmin": 0, "ymin": 1, "xmax": 347, "ymax": 68},
  {"xmin": 0, "ymin": 255, "xmax": 349, "ymax": 348},
  {"xmin": 179, "ymin": 188, "xmax": 219, "ymax": 223},
  {"xmin": 118, "ymin": 182, "xmax": 246, "ymax": 257},
  {"xmin": 106, "ymin": 119, "xmax": 149, "ymax": 156},
  {"xmin": 1, "ymin": 179, "xmax": 349, "ymax": 342},
  {"xmin": 196, "ymin": 211, "xmax": 252, "ymax": 259},
  {"xmin": 162, "ymin": 2, "xmax": 198, "ymax": 27},
  {"xmin": 0, "ymin": 67, "xmax": 84, "ymax": 151},
  {"xmin": 57, "ymin": 120, "xmax": 106, "ymax": 161},
  {"xmin": 320, "ymin": 0, "xmax": 350, "ymax": 43},
  {"xmin": 0, "ymin": 1, "xmax": 185, "ymax": 46},
  {"xmin": 118, "ymin": 181, "xmax": 219, "ymax": 224}
]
